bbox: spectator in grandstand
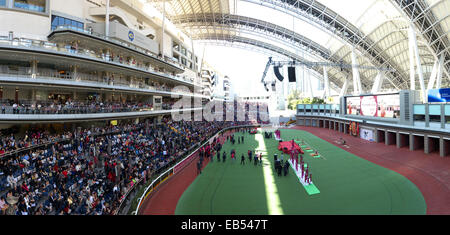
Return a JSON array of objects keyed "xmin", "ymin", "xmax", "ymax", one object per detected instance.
[{"xmin": 0, "ymin": 196, "xmax": 7, "ymax": 215}]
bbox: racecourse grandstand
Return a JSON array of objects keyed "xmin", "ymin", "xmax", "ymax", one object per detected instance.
[{"xmin": 0, "ymin": 0, "xmax": 449, "ymax": 219}]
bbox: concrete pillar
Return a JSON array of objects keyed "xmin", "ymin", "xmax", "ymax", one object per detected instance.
[
  {"xmin": 105, "ymin": 0, "xmax": 110, "ymax": 38},
  {"xmin": 424, "ymin": 135, "xmax": 430, "ymax": 154},
  {"xmin": 425, "ymin": 104, "xmax": 430, "ymax": 127},
  {"xmin": 409, "ymin": 134, "xmax": 415, "ymax": 151},
  {"xmin": 31, "ymin": 89, "xmax": 36, "ymax": 102},
  {"xmin": 73, "ymin": 65, "xmax": 80, "ymax": 81},
  {"xmin": 145, "ymin": 119, "xmax": 150, "ymax": 134},
  {"xmin": 397, "ymin": 132, "xmax": 409, "ymax": 148},
  {"xmin": 15, "ymin": 87, "xmax": 19, "ymax": 103},
  {"xmin": 439, "ymin": 137, "xmax": 445, "ymax": 157},
  {"xmin": 30, "ymin": 60, "xmax": 38, "ymax": 79},
  {"xmin": 442, "ymin": 138, "xmax": 450, "ymax": 157}
]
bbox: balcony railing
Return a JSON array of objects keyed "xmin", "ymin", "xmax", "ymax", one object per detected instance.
[
  {"xmin": 52, "ymin": 25, "xmax": 183, "ymax": 71},
  {"xmin": 0, "ymin": 35, "xmax": 195, "ymax": 85},
  {"xmin": 0, "ymin": 66, "xmax": 204, "ymax": 97}
]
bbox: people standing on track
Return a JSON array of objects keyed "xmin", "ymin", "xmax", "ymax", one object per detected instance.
[
  {"xmin": 283, "ymin": 160, "xmax": 289, "ymax": 176},
  {"xmin": 254, "ymin": 153, "xmax": 258, "ymax": 166},
  {"xmin": 241, "ymin": 136, "xmax": 244, "ymax": 144},
  {"xmin": 197, "ymin": 160, "xmax": 202, "ymax": 175},
  {"xmin": 217, "ymin": 151, "xmax": 221, "ymax": 162},
  {"xmin": 222, "ymin": 151, "xmax": 226, "ymax": 162},
  {"xmin": 231, "ymin": 150, "xmax": 236, "ymax": 163},
  {"xmin": 210, "ymin": 146, "xmax": 213, "ymax": 162},
  {"xmin": 276, "ymin": 161, "xmax": 282, "ymax": 176},
  {"xmin": 240, "ymin": 154, "xmax": 245, "ymax": 165},
  {"xmin": 199, "ymin": 151, "xmax": 204, "ymax": 165},
  {"xmin": 248, "ymin": 150, "xmax": 252, "ymax": 163},
  {"xmin": 259, "ymin": 153, "xmax": 263, "ymax": 165}
]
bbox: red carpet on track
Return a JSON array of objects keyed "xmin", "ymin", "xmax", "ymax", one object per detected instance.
[
  {"xmin": 278, "ymin": 140, "xmax": 303, "ymax": 154},
  {"xmin": 287, "ymin": 126, "xmax": 450, "ymax": 215}
]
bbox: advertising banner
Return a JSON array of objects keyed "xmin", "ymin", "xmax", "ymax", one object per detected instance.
[
  {"xmin": 428, "ymin": 88, "xmax": 450, "ymax": 102},
  {"xmin": 360, "ymin": 128, "xmax": 374, "ymax": 142}
]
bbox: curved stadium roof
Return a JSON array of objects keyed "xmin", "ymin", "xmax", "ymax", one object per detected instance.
[{"xmin": 145, "ymin": 0, "xmax": 450, "ymax": 93}]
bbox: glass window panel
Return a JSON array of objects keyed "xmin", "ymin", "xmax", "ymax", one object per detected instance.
[
  {"xmin": 58, "ymin": 17, "xmax": 64, "ymax": 26},
  {"xmin": 0, "ymin": 0, "xmax": 6, "ymax": 6},
  {"xmin": 14, "ymin": 0, "xmax": 46, "ymax": 13},
  {"xmin": 51, "ymin": 15, "xmax": 58, "ymax": 26}
]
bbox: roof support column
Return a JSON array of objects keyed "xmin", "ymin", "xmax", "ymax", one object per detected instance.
[
  {"xmin": 339, "ymin": 78, "xmax": 349, "ymax": 97},
  {"xmin": 427, "ymin": 60, "xmax": 438, "ymax": 90},
  {"xmin": 409, "ymin": 25, "xmax": 415, "ymax": 90},
  {"xmin": 307, "ymin": 68, "xmax": 313, "ymax": 99},
  {"xmin": 351, "ymin": 47, "xmax": 362, "ymax": 95},
  {"xmin": 436, "ymin": 53, "xmax": 445, "ymax": 89},
  {"xmin": 322, "ymin": 66, "xmax": 329, "ymax": 99},
  {"xmin": 409, "ymin": 25, "xmax": 426, "ymax": 102},
  {"xmin": 371, "ymin": 71, "xmax": 385, "ymax": 94}
]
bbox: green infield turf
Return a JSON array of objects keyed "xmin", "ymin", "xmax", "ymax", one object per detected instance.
[{"xmin": 175, "ymin": 129, "xmax": 426, "ymax": 215}]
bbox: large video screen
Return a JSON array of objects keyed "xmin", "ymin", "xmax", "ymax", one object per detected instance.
[{"xmin": 346, "ymin": 94, "xmax": 400, "ymax": 118}]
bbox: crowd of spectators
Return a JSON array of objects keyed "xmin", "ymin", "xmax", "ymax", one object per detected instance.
[
  {"xmin": 0, "ymin": 117, "xmax": 261, "ymax": 215},
  {"xmin": 0, "ymin": 128, "xmax": 72, "ymax": 156},
  {"xmin": 0, "ymin": 99, "xmax": 269, "ymax": 215},
  {"xmin": 0, "ymin": 99, "xmax": 161, "ymax": 115}
]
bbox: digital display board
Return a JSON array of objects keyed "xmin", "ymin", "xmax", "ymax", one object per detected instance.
[{"xmin": 346, "ymin": 94, "xmax": 400, "ymax": 118}]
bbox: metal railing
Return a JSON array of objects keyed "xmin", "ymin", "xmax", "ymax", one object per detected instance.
[
  {"xmin": 52, "ymin": 26, "xmax": 183, "ymax": 71},
  {"xmin": 0, "ymin": 35, "xmax": 195, "ymax": 85}
]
